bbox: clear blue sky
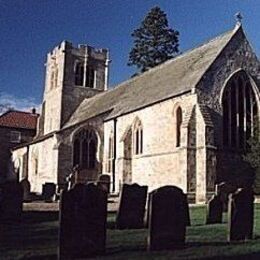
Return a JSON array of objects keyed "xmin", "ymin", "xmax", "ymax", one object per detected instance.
[{"xmin": 0, "ymin": 0, "xmax": 259, "ymax": 111}]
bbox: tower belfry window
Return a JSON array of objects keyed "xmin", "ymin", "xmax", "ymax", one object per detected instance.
[
  {"xmin": 86, "ymin": 66, "xmax": 95, "ymax": 88},
  {"xmin": 75, "ymin": 62, "xmax": 84, "ymax": 86}
]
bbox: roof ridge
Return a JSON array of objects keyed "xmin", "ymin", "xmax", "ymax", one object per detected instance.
[
  {"xmin": 77, "ymin": 26, "xmax": 237, "ymax": 109},
  {"xmin": 107, "ymin": 26, "xmax": 236, "ymax": 93}
]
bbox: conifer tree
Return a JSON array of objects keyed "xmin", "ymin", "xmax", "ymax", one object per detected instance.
[{"xmin": 128, "ymin": 6, "xmax": 179, "ymax": 73}]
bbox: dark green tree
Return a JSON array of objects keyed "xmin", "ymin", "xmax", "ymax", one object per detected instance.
[
  {"xmin": 244, "ymin": 134, "xmax": 260, "ymax": 193},
  {"xmin": 128, "ymin": 6, "xmax": 179, "ymax": 73}
]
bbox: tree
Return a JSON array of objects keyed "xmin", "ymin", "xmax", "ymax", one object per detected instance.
[
  {"xmin": 0, "ymin": 92, "xmax": 13, "ymax": 115},
  {"xmin": 128, "ymin": 6, "xmax": 179, "ymax": 73},
  {"xmin": 243, "ymin": 130, "xmax": 260, "ymax": 194}
]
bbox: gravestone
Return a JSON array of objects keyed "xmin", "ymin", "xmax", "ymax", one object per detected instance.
[
  {"xmin": 42, "ymin": 182, "xmax": 56, "ymax": 202},
  {"xmin": 20, "ymin": 178, "xmax": 31, "ymax": 202},
  {"xmin": 228, "ymin": 188, "xmax": 254, "ymax": 242},
  {"xmin": 216, "ymin": 182, "xmax": 237, "ymax": 212},
  {"xmin": 183, "ymin": 193, "xmax": 191, "ymax": 226},
  {"xmin": 116, "ymin": 183, "xmax": 148, "ymax": 229},
  {"xmin": 206, "ymin": 194, "xmax": 223, "ymax": 224},
  {"xmin": 0, "ymin": 182, "xmax": 23, "ymax": 223},
  {"xmin": 58, "ymin": 183, "xmax": 107, "ymax": 259},
  {"xmin": 148, "ymin": 186, "xmax": 187, "ymax": 251},
  {"xmin": 97, "ymin": 174, "xmax": 110, "ymax": 193}
]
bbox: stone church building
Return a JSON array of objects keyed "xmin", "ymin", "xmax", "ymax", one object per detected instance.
[{"xmin": 13, "ymin": 24, "xmax": 260, "ymax": 203}]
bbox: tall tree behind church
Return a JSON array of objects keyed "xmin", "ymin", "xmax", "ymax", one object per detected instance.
[{"xmin": 128, "ymin": 6, "xmax": 179, "ymax": 73}]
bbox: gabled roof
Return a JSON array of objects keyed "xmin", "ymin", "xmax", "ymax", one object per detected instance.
[
  {"xmin": 0, "ymin": 110, "xmax": 38, "ymax": 130},
  {"xmin": 64, "ymin": 25, "xmax": 242, "ymax": 129}
]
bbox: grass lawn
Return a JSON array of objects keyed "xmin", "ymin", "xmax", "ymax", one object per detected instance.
[{"xmin": 1, "ymin": 205, "xmax": 260, "ymax": 259}]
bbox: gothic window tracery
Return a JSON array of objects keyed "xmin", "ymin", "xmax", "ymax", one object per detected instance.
[
  {"xmin": 73, "ymin": 129, "xmax": 98, "ymax": 169},
  {"xmin": 222, "ymin": 71, "xmax": 259, "ymax": 149}
]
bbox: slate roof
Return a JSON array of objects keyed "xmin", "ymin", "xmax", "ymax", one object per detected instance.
[
  {"xmin": 63, "ymin": 25, "xmax": 240, "ymax": 129},
  {"xmin": 0, "ymin": 110, "xmax": 38, "ymax": 130}
]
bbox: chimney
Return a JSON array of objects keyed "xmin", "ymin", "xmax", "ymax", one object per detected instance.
[{"xmin": 31, "ymin": 108, "xmax": 36, "ymax": 114}]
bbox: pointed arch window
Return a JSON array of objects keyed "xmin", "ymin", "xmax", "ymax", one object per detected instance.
[
  {"xmin": 176, "ymin": 106, "xmax": 183, "ymax": 147},
  {"xmin": 133, "ymin": 120, "xmax": 143, "ymax": 155},
  {"xmin": 222, "ymin": 71, "xmax": 259, "ymax": 149},
  {"xmin": 73, "ymin": 129, "xmax": 98, "ymax": 169}
]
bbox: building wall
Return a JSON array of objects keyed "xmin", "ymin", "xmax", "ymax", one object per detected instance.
[
  {"xmin": 56, "ymin": 115, "xmax": 105, "ymax": 188},
  {"xmin": 196, "ymin": 26, "xmax": 260, "ymax": 183},
  {"xmin": 103, "ymin": 93, "xmax": 198, "ymax": 195},
  {"xmin": 25, "ymin": 136, "xmax": 58, "ymax": 193}
]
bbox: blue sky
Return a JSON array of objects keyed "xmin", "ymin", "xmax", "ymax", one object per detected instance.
[{"xmin": 0, "ymin": 0, "xmax": 259, "ymax": 111}]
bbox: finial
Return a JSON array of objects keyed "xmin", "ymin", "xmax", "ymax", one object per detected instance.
[{"xmin": 235, "ymin": 12, "xmax": 243, "ymax": 26}]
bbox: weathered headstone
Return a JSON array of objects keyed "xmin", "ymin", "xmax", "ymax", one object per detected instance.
[
  {"xmin": 58, "ymin": 183, "xmax": 107, "ymax": 259},
  {"xmin": 183, "ymin": 193, "xmax": 191, "ymax": 226},
  {"xmin": 146, "ymin": 191, "xmax": 190, "ymax": 228},
  {"xmin": 228, "ymin": 188, "xmax": 254, "ymax": 242},
  {"xmin": 97, "ymin": 174, "xmax": 110, "ymax": 193},
  {"xmin": 20, "ymin": 178, "xmax": 31, "ymax": 202},
  {"xmin": 116, "ymin": 183, "xmax": 148, "ymax": 229},
  {"xmin": 0, "ymin": 182, "xmax": 23, "ymax": 223},
  {"xmin": 216, "ymin": 182, "xmax": 237, "ymax": 212},
  {"xmin": 148, "ymin": 186, "xmax": 187, "ymax": 251},
  {"xmin": 206, "ymin": 194, "xmax": 223, "ymax": 224},
  {"xmin": 42, "ymin": 182, "xmax": 56, "ymax": 202}
]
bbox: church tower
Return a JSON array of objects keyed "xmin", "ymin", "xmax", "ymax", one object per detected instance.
[{"xmin": 38, "ymin": 41, "xmax": 109, "ymax": 135}]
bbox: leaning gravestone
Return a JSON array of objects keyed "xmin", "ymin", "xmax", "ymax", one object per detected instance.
[
  {"xmin": 206, "ymin": 194, "xmax": 223, "ymax": 224},
  {"xmin": 20, "ymin": 178, "xmax": 31, "ymax": 202},
  {"xmin": 216, "ymin": 182, "xmax": 237, "ymax": 212},
  {"xmin": 0, "ymin": 182, "xmax": 23, "ymax": 223},
  {"xmin": 116, "ymin": 183, "xmax": 148, "ymax": 229},
  {"xmin": 58, "ymin": 183, "xmax": 107, "ymax": 259},
  {"xmin": 97, "ymin": 174, "xmax": 111, "ymax": 193},
  {"xmin": 148, "ymin": 186, "xmax": 187, "ymax": 251},
  {"xmin": 42, "ymin": 182, "xmax": 56, "ymax": 202},
  {"xmin": 228, "ymin": 188, "xmax": 254, "ymax": 242}
]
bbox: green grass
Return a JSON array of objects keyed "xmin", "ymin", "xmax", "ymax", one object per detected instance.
[{"xmin": 1, "ymin": 205, "xmax": 260, "ymax": 259}]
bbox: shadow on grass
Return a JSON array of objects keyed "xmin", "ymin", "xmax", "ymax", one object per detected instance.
[
  {"xmin": 19, "ymin": 254, "xmax": 57, "ymax": 260},
  {"xmin": 22, "ymin": 211, "xmax": 59, "ymax": 223},
  {"xmin": 204, "ymin": 252, "xmax": 260, "ymax": 260}
]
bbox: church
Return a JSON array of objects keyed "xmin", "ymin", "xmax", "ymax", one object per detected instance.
[{"xmin": 12, "ymin": 23, "xmax": 260, "ymax": 203}]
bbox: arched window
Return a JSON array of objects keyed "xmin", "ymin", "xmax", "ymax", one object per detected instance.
[
  {"xmin": 133, "ymin": 120, "xmax": 143, "ymax": 155},
  {"xmin": 73, "ymin": 129, "xmax": 98, "ymax": 169},
  {"xmin": 222, "ymin": 72, "xmax": 259, "ymax": 149},
  {"xmin": 50, "ymin": 66, "xmax": 58, "ymax": 89},
  {"xmin": 107, "ymin": 133, "xmax": 114, "ymax": 173},
  {"xmin": 176, "ymin": 106, "xmax": 182, "ymax": 147},
  {"xmin": 75, "ymin": 62, "xmax": 84, "ymax": 86}
]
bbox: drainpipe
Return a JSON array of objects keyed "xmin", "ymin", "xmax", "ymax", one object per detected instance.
[
  {"xmin": 112, "ymin": 118, "xmax": 117, "ymax": 192},
  {"xmin": 25, "ymin": 145, "xmax": 29, "ymax": 179}
]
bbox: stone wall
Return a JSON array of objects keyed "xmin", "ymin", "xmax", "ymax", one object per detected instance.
[
  {"xmin": 196, "ymin": 26, "xmax": 260, "ymax": 183},
  {"xmin": 103, "ymin": 93, "xmax": 198, "ymax": 195},
  {"xmin": 56, "ymin": 115, "xmax": 105, "ymax": 187}
]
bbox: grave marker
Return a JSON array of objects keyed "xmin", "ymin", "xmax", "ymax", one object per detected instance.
[
  {"xmin": 148, "ymin": 186, "xmax": 186, "ymax": 251},
  {"xmin": 58, "ymin": 183, "xmax": 107, "ymax": 259},
  {"xmin": 116, "ymin": 183, "xmax": 148, "ymax": 229}
]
